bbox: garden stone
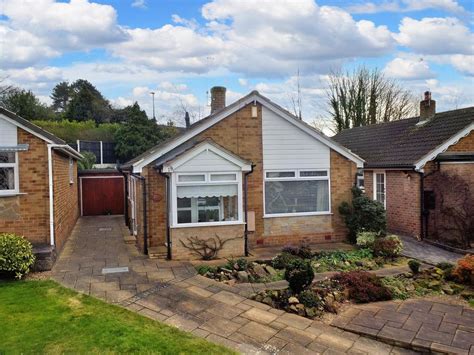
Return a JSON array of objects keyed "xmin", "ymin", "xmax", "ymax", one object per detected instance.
[
  {"xmin": 289, "ymin": 305, "xmax": 298, "ymax": 313},
  {"xmin": 306, "ymin": 307, "xmax": 317, "ymax": 318},
  {"xmin": 262, "ymin": 297, "xmax": 273, "ymax": 306},
  {"xmin": 237, "ymin": 271, "xmax": 249, "ymax": 282},
  {"xmin": 264, "ymin": 265, "xmax": 277, "ymax": 276},
  {"xmin": 406, "ymin": 284, "xmax": 415, "ymax": 292},
  {"xmin": 221, "ymin": 267, "xmax": 233, "ymax": 273},
  {"xmin": 252, "ymin": 263, "xmax": 267, "ymax": 278},
  {"xmin": 441, "ymin": 285, "xmax": 454, "ymax": 295},
  {"xmin": 288, "ymin": 296, "xmax": 299, "ymax": 304},
  {"xmin": 428, "ymin": 280, "xmax": 442, "ymax": 290}
]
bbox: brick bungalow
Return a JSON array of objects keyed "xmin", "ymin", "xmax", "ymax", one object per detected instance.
[
  {"xmin": 0, "ymin": 107, "xmax": 82, "ymax": 270},
  {"xmin": 121, "ymin": 87, "xmax": 365, "ymax": 260},
  {"xmin": 333, "ymin": 92, "xmax": 474, "ymax": 242}
]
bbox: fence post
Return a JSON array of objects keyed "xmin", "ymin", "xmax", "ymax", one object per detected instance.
[
  {"xmin": 100, "ymin": 141, "xmax": 104, "ymax": 165},
  {"xmin": 77, "ymin": 140, "xmax": 81, "ymax": 152}
]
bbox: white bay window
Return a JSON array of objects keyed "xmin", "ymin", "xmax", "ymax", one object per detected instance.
[
  {"xmin": 173, "ymin": 172, "xmax": 242, "ymax": 226},
  {"xmin": 264, "ymin": 170, "xmax": 330, "ymax": 216}
]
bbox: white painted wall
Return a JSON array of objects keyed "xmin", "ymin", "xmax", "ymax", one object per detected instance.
[
  {"xmin": 0, "ymin": 115, "xmax": 18, "ymax": 146},
  {"xmin": 262, "ymin": 107, "xmax": 330, "ymax": 170},
  {"xmin": 174, "ymin": 150, "xmax": 240, "ymax": 172}
]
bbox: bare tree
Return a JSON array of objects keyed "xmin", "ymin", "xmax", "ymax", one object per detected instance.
[
  {"xmin": 326, "ymin": 66, "xmax": 417, "ymax": 133},
  {"xmin": 0, "ymin": 76, "xmax": 14, "ymax": 97}
]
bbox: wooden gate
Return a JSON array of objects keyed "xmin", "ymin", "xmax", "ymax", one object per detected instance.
[{"xmin": 79, "ymin": 170, "xmax": 124, "ymax": 216}]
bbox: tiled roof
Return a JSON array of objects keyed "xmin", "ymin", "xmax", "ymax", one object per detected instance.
[{"xmin": 333, "ymin": 107, "xmax": 474, "ymax": 168}]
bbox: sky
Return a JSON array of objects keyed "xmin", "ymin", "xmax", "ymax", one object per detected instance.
[{"xmin": 0, "ymin": 0, "xmax": 473, "ymax": 130}]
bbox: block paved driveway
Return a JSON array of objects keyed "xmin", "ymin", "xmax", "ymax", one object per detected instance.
[{"xmin": 52, "ymin": 216, "xmax": 420, "ymax": 354}]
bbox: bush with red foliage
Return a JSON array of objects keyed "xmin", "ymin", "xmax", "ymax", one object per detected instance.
[
  {"xmin": 453, "ymin": 255, "xmax": 474, "ymax": 285},
  {"xmin": 331, "ymin": 271, "xmax": 392, "ymax": 303}
]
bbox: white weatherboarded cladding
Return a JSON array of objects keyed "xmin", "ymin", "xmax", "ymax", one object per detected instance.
[
  {"xmin": 0, "ymin": 115, "xmax": 18, "ymax": 146},
  {"xmin": 262, "ymin": 107, "xmax": 330, "ymax": 170},
  {"xmin": 173, "ymin": 149, "xmax": 241, "ymax": 172}
]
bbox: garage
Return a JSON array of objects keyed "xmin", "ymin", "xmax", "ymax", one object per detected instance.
[{"xmin": 79, "ymin": 169, "xmax": 125, "ymax": 216}]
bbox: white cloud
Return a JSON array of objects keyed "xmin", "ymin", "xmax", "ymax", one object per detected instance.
[
  {"xmin": 238, "ymin": 78, "xmax": 248, "ymax": 86},
  {"xmin": 131, "ymin": 0, "xmax": 146, "ymax": 9},
  {"xmin": 5, "ymin": 66, "xmax": 64, "ymax": 83},
  {"xmin": 348, "ymin": 0, "xmax": 465, "ymax": 14},
  {"xmin": 395, "ymin": 17, "xmax": 473, "ymax": 55},
  {"xmin": 384, "ymin": 57, "xmax": 435, "ymax": 80},
  {"xmin": 450, "ymin": 55, "xmax": 474, "ymax": 76}
]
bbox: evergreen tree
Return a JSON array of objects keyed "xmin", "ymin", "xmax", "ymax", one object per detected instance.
[
  {"xmin": 50, "ymin": 81, "xmax": 72, "ymax": 112},
  {"xmin": 0, "ymin": 88, "xmax": 54, "ymax": 120}
]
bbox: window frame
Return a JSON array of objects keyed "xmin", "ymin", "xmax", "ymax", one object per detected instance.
[
  {"xmin": 171, "ymin": 172, "xmax": 243, "ymax": 228},
  {"xmin": 356, "ymin": 168, "xmax": 365, "ymax": 190},
  {"xmin": 0, "ymin": 151, "xmax": 19, "ymax": 196},
  {"xmin": 373, "ymin": 171, "xmax": 386, "ymax": 208},
  {"xmin": 263, "ymin": 169, "xmax": 331, "ymax": 218}
]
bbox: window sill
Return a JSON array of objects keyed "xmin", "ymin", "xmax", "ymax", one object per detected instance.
[
  {"xmin": 263, "ymin": 212, "xmax": 332, "ymax": 218},
  {"xmin": 170, "ymin": 221, "xmax": 245, "ymax": 229},
  {"xmin": 0, "ymin": 192, "xmax": 27, "ymax": 197}
]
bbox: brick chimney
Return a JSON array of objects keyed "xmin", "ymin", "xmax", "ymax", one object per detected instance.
[
  {"xmin": 419, "ymin": 91, "xmax": 436, "ymax": 121},
  {"xmin": 210, "ymin": 86, "xmax": 226, "ymax": 114}
]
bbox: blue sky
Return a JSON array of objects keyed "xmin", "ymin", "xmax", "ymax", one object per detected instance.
[{"xmin": 1, "ymin": 0, "xmax": 473, "ymax": 129}]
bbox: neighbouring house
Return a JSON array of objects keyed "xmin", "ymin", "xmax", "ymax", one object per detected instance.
[
  {"xmin": 0, "ymin": 107, "xmax": 82, "ymax": 270},
  {"xmin": 333, "ymin": 92, "xmax": 474, "ymax": 245},
  {"xmin": 121, "ymin": 87, "xmax": 364, "ymax": 260}
]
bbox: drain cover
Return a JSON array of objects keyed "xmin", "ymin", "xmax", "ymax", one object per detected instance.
[
  {"xmin": 102, "ymin": 266, "xmax": 129, "ymax": 274},
  {"xmin": 99, "ymin": 227, "xmax": 112, "ymax": 231}
]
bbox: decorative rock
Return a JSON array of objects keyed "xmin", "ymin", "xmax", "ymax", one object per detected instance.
[
  {"xmin": 264, "ymin": 265, "xmax": 277, "ymax": 276},
  {"xmin": 236, "ymin": 271, "xmax": 249, "ymax": 282},
  {"xmin": 288, "ymin": 296, "xmax": 299, "ymax": 304},
  {"xmin": 306, "ymin": 307, "xmax": 317, "ymax": 318},
  {"xmin": 428, "ymin": 280, "xmax": 442, "ymax": 290},
  {"xmin": 406, "ymin": 284, "xmax": 415, "ymax": 292},
  {"xmin": 289, "ymin": 305, "xmax": 298, "ymax": 313},
  {"xmin": 221, "ymin": 267, "xmax": 233, "ymax": 273},
  {"xmin": 252, "ymin": 263, "xmax": 268, "ymax": 278},
  {"xmin": 441, "ymin": 284, "xmax": 454, "ymax": 295}
]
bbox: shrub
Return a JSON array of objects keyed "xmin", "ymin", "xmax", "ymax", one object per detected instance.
[
  {"xmin": 436, "ymin": 262, "xmax": 454, "ymax": 270},
  {"xmin": 0, "ymin": 233, "xmax": 36, "ymax": 279},
  {"xmin": 339, "ymin": 187, "xmax": 386, "ymax": 243},
  {"xmin": 196, "ymin": 265, "xmax": 216, "ymax": 275},
  {"xmin": 77, "ymin": 151, "xmax": 96, "ymax": 170},
  {"xmin": 356, "ymin": 232, "xmax": 378, "ymax": 249},
  {"xmin": 272, "ymin": 252, "xmax": 301, "ymax": 270},
  {"xmin": 332, "ymin": 271, "xmax": 392, "ymax": 303},
  {"xmin": 381, "ymin": 276, "xmax": 410, "ymax": 300},
  {"xmin": 32, "ymin": 120, "xmax": 119, "ymax": 142},
  {"xmin": 408, "ymin": 260, "xmax": 421, "ymax": 274},
  {"xmin": 436, "ymin": 262, "xmax": 455, "ymax": 281},
  {"xmin": 282, "ymin": 244, "xmax": 313, "ymax": 259},
  {"xmin": 453, "ymin": 255, "xmax": 474, "ymax": 284},
  {"xmin": 284, "ymin": 258, "xmax": 315, "ymax": 293},
  {"xmin": 298, "ymin": 289, "xmax": 322, "ymax": 308},
  {"xmin": 373, "ymin": 235, "xmax": 403, "ymax": 258}
]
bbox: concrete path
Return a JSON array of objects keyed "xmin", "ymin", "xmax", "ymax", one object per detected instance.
[
  {"xmin": 332, "ymin": 298, "xmax": 474, "ymax": 354},
  {"xmin": 400, "ymin": 235, "xmax": 462, "ymax": 265},
  {"xmin": 52, "ymin": 216, "xmax": 418, "ymax": 354}
]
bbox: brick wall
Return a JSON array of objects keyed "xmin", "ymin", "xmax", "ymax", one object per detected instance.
[
  {"xmin": 0, "ymin": 129, "xmax": 50, "ymax": 245},
  {"xmin": 447, "ymin": 131, "xmax": 474, "ymax": 151},
  {"xmin": 52, "ymin": 151, "xmax": 79, "ymax": 251},
  {"xmin": 139, "ymin": 102, "xmax": 357, "ymax": 255},
  {"xmin": 171, "ymin": 224, "xmax": 244, "ymax": 260}
]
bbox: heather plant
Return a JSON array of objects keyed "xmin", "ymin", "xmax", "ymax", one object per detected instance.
[{"xmin": 332, "ymin": 271, "xmax": 392, "ymax": 303}]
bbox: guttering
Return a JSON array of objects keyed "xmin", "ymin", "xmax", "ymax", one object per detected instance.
[
  {"xmin": 243, "ymin": 164, "xmax": 255, "ymax": 257},
  {"xmin": 131, "ymin": 173, "xmax": 148, "ymax": 255},
  {"xmin": 157, "ymin": 166, "xmax": 171, "ymax": 260}
]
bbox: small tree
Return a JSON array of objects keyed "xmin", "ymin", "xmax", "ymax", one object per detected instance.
[
  {"xmin": 429, "ymin": 172, "xmax": 474, "ymax": 249},
  {"xmin": 78, "ymin": 151, "xmax": 96, "ymax": 170},
  {"xmin": 339, "ymin": 187, "xmax": 386, "ymax": 243}
]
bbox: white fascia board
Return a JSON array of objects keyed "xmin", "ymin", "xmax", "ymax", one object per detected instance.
[
  {"xmin": 0, "ymin": 113, "xmax": 55, "ymax": 144},
  {"xmin": 133, "ymin": 92, "xmax": 364, "ymax": 172},
  {"xmin": 162, "ymin": 141, "xmax": 252, "ymax": 173},
  {"xmin": 414, "ymin": 122, "xmax": 474, "ymax": 171}
]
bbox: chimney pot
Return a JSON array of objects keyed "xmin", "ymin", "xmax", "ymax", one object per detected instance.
[
  {"xmin": 210, "ymin": 86, "xmax": 226, "ymax": 114},
  {"xmin": 184, "ymin": 111, "xmax": 190, "ymax": 129},
  {"xmin": 419, "ymin": 91, "xmax": 436, "ymax": 121}
]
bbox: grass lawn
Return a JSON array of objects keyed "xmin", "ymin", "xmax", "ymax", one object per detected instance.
[{"xmin": 0, "ymin": 280, "xmax": 235, "ymax": 354}]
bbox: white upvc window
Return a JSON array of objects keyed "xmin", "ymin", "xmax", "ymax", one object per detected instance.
[
  {"xmin": 264, "ymin": 169, "xmax": 331, "ymax": 217},
  {"xmin": 69, "ymin": 158, "xmax": 74, "ymax": 184},
  {"xmin": 373, "ymin": 171, "xmax": 386, "ymax": 208},
  {"xmin": 172, "ymin": 172, "xmax": 243, "ymax": 227},
  {"xmin": 356, "ymin": 168, "xmax": 365, "ymax": 190},
  {"xmin": 0, "ymin": 151, "xmax": 19, "ymax": 196}
]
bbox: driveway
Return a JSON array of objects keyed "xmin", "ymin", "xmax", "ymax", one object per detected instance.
[{"xmin": 52, "ymin": 216, "xmax": 419, "ymax": 354}]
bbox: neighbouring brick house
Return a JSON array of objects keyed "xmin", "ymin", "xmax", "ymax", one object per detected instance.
[
  {"xmin": 121, "ymin": 87, "xmax": 364, "ymax": 260},
  {"xmin": 334, "ymin": 92, "xmax": 474, "ymax": 244},
  {"xmin": 0, "ymin": 107, "xmax": 82, "ymax": 269}
]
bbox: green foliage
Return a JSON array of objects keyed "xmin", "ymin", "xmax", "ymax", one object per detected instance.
[
  {"xmin": 381, "ymin": 276, "xmax": 410, "ymax": 300},
  {"xmin": 436, "ymin": 262, "xmax": 455, "ymax": 281},
  {"xmin": 0, "ymin": 280, "xmax": 234, "ymax": 354},
  {"xmin": 78, "ymin": 151, "xmax": 96, "ymax": 171},
  {"xmin": 1, "ymin": 88, "xmax": 54, "ymax": 120},
  {"xmin": 282, "ymin": 244, "xmax": 313, "ymax": 259},
  {"xmin": 284, "ymin": 258, "xmax": 314, "ymax": 293},
  {"xmin": 436, "ymin": 262, "xmax": 454, "ymax": 270},
  {"xmin": 32, "ymin": 120, "xmax": 119, "ymax": 142},
  {"xmin": 196, "ymin": 265, "xmax": 217, "ymax": 275},
  {"xmin": 339, "ymin": 187, "xmax": 386, "ymax": 243},
  {"xmin": 272, "ymin": 252, "xmax": 301, "ymax": 270},
  {"xmin": 298, "ymin": 290, "xmax": 322, "ymax": 308},
  {"xmin": 51, "ymin": 81, "xmax": 72, "ymax": 112},
  {"xmin": 332, "ymin": 271, "xmax": 392, "ymax": 303},
  {"xmin": 114, "ymin": 115, "xmax": 178, "ymax": 162},
  {"xmin": 312, "ymin": 248, "xmax": 374, "ymax": 273},
  {"xmin": 373, "ymin": 235, "xmax": 403, "ymax": 258},
  {"xmin": 0, "ymin": 233, "xmax": 35, "ymax": 279},
  {"xmin": 408, "ymin": 260, "xmax": 421, "ymax": 274},
  {"xmin": 356, "ymin": 231, "xmax": 377, "ymax": 249}
]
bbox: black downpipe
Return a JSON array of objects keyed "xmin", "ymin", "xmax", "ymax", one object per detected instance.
[
  {"xmin": 243, "ymin": 164, "xmax": 255, "ymax": 257},
  {"xmin": 132, "ymin": 173, "xmax": 148, "ymax": 255},
  {"xmin": 158, "ymin": 166, "xmax": 172, "ymax": 260}
]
